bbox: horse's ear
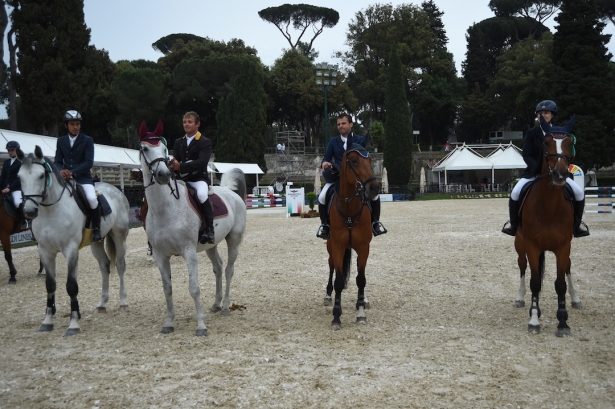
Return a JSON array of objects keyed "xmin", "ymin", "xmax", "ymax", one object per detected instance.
[
  {"xmin": 539, "ymin": 114, "xmax": 551, "ymax": 135},
  {"xmin": 139, "ymin": 121, "xmax": 148, "ymax": 139},
  {"xmin": 34, "ymin": 145, "xmax": 43, "ymax": 160},
  {"xmin": 154, "ymin": 120, "xmax": 163, "ymax": 136},
  {"xmin": 563, "ymin": 114, "xmax": 576, "ymax": 134},
  {"xmin": 16, "ymin": 148, "xmax": 24, "ymax": 161}
]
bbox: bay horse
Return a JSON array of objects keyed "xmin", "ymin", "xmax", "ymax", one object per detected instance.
[
  {"xmin": 139, "ymin": 121, "xmax": 247, "ymax": 336},
  {"xmin": 323, "ymin": 143, "xmax": 380, "ymax": 330},
  {"xmin": 0, "ymin": 196, "xmax": 44, "ymax": 284},
  {"xmin": 17, "ymin": 146, "xmax": 130, "ymax": 336},
  {"xmin": 514, "ymin": 115, "xmax": 582, "ymax": 336}
]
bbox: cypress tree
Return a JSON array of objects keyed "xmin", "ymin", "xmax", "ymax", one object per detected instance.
[
  {"xmin": 550, "ymin": 0, "xmax": 615, "ymax": 170},
  {"xmin": 383, "ymin": 45, "xmax": 413, "ymax": 186},
  {"xmin": 216, "ymin": 58, "xmax": 268, "ymax": 174}
]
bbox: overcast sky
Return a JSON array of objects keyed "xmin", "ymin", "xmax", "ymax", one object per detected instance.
[{"xmin": 2, "ymin": 0, "xmax": 615, "ymax": 119}]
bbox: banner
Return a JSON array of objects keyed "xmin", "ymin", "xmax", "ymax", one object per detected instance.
[
  {"xmin": 285, "ymin": 187, "xmax": 304, "ymax": 217},
  {"xmin": 4, "ymin": 230, "xmax": 34, "ymax": 248},
  {"xmin": 568, "ymin": 164, "xmax": 584, "ymax": 191}
]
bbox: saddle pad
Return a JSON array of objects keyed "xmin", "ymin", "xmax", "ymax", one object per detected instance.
[
  {"xmin": 3, "ymin": 196, "xmax": 17, "ymax": 218},
  {"xmin": 186, "ymin": 187, "xmax": 228, "ymax": 220}
]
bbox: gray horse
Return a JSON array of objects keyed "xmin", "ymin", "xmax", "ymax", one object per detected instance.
[
  {"xmin": 139, "ymin": 130, "xmax": 247, "ymax": 336},
  {"xmin": 17, "ymin": 146, "xmax": 130, "ymax": 336}
]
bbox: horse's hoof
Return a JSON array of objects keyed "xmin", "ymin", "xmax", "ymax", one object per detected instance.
[
  {"xmin": 38, "ymin": 324, "xmax": 53, "ymax": 332},
  {"xmin": 528, "ymin": 324, "xmax": 540, "ymax": 334},
  {"xmin": 8, "ymin": 276, "xmax": 16, "ymax": 285},
  {"xmin": 95, "ymin": 307, "xmax": 107, "ymax": 313},
  {"xmin": 118, "ymin": 305, "xmax": 129, "ymax": 312},
  {"xmin": 65, "ymin": 328, "xmax": 80, "ymax": 336},
  {"xmin": 331, "ymin": 324, "xmax": 342, "ymax": 331},
  {"xmin": 514, "ymin": 300, "xmax": 525, "ymax": 308},
  {"xmin": 571, "ymin": 301, "xmax": 583, "ymax": 309},
  {"xmin": 556, "ymin": 328, "xmax": 571, "ymax": 337},
  {"xmin": 364, "ymin": 301, "xmax": 371, "ymax": 309},
  {"xmin": 210, "ymin": 306, "xmax": 222, "ymax": 313},
  {"xmin": 356, "ymin": 317, "xmax": 367, "ymax": 325},
  {"xmin": 220, "ymin": 310, "xmax": 231, "ymax": 317},
  {"xmin": 195, "ymin": 329, "xmax": 208, "ymax": 337},
  {"xmin": 160, "ymin": 327, "xmax": 174, "ymax": 334},
  {"xmin": 323, "ymin": 297, "xmax": 332, "ymax": 307}
]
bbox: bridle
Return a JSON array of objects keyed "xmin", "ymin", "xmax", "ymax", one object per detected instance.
[
  {"xmin": 139, "ymin": 137, "xmax": 180, "ymax": 199},
  {"xmin": 22, "ymin": 160, "xmax": 70, "ymax": 209},
  {"xmin": 334, "ymin": 148, "xmax": 378, "ymax": 229},
  {"xmin": 542, "ymin": 132, "xmax": 572, "ymax": 178}
]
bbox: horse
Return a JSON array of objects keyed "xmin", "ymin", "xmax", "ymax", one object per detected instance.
[
  {"xmin": 17, "ymin": 146, "xmax": 130, "ymax": 336},
  {"xmin": 323, "ymin": 143, "xmax": 380, "ymax": 330},
  {"xmin": 138, "ymin": 120, "xmax": 247, "ymax": 336},
  {"xmin": 0, "ymin": 196, "xmax": 44, "ymax": 284},
  {"xmin": 129, "ymin": 168, "xmax": 153, "ymax": 260},
  {"xmin": 513, "ymin": 115, "xmax": 582, "ymax": 337}
]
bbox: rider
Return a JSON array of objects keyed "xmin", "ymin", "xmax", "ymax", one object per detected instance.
[
  {"xmin": 316, "ymin": 113, "xmax": 387, "ymax": 239},
  {"xmin": 169, "ymin": 111, "xmax": 215, "ymax": 244},
  {"xmin": 501, "ymin": 100, "xmax": 589, "ymax": 238},
  {"xmin": 0, "ymin": 141, "xmax": 29, "ymax": 229},
  {"xmin": 54, "ymin": 110, "xmax": 103, "ymax": 242}
]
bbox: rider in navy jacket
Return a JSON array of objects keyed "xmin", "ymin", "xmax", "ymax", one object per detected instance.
[
  {"xmin": 316, "ymin": 113, "xmax": 387, "ymax": 239},
  {"xmin": 1, "ymin": 140, "xmax": 29, "ymax": 229}
]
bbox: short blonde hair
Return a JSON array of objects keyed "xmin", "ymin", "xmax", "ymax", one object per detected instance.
[{"xmin": 183, "ymin": 111, "xmax": 200, "ymax": 124}]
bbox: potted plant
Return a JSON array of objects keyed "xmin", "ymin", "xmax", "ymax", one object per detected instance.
[{"xmin": 301, "ymin": 192, "xmax": 319, "ymax": 218}]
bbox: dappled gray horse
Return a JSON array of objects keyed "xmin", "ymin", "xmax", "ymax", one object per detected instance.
[
  {"xmin": 139, "ymin": 123, "xmax": 247, "ymax": 336},
  {"xmin": 17, "ymin": 146, "xmax": 130, "ymax": 336}
]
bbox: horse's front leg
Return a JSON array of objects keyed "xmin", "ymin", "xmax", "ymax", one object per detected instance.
[
  {"xmin": 184, "ymin": 249, "xmax": 207, "ymax": 336},
  {"xmin": 38, "ymin": 249, "xmax": 57, "ymax": 332},
  {"xmin": 64, "ymin": 248, "xmax": 81, "ymax": 336},
  {"xmin": 355, "ymin": 244, "xmax": 370, "ymax": 325},
  {"xmin": 222, "ymin": 235, "xmax": 242, "ymax": 316},
  {"xmin": 323, "ymin": 254, "xmax": 334, "ymax": 307},
  {"xmin": 90, "ymin": 241, "xmax": 111, "ymax": 312},
  {"xmin": 526, "ymin": 248, "xmax": 543, "ymax": 334},
  {"xmin": 514, "ymin": 236, "xmax": 527, "ymax": 307},
  {"xmin": 153, "ymin": 250, "xmax": 175, "ymax": 334},
  {"xmin": 206, "ymin": 247, "xmax": 224, "ymax": 314},
  {"xmin": 555, "ymin": 246, "xmax": 572, "ymax": 337}
]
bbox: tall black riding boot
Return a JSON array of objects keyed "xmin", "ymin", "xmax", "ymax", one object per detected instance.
[
  {"xmin": 573, "ymin": 199, "xmax": 590, "ymax": 238},
  {"xmin": 91, "ymin": 205, "xmax": 103, "ymax": 242},
  {"xmin": 199, "ymin": 199, "xmax": 215, "ymax": 244},
  {"xmin": 501, "ymin": 198, "xmax": 520, "ymax": 236},
  {"xmin": 370, "ymin": 198, "xmax": 387, "ymax": 236},
  {"xmin": 316, "ymin": 203, "xmax": 330, "ymax": 239}
]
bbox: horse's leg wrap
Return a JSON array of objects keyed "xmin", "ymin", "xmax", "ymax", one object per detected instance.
[
  {"xmin": 529, "ymin": 296, "xmax": 541, "ymax": 318},
  {"xmin": 556, "ymin": 301, "xmax": 569, "ymax": 328},
  {"xmin": 47, "ymin": 295, "xmax": 56, "ymax": 316},
  {"xmin": 70, "ymin": 298, "xmax": 81, "ymax": 319}
]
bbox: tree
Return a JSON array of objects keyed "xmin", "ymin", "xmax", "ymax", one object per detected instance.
[
  {"xmin": 383, "ymin": 46, "xmax": 412, "ymax": 186},
  {"xmin": 258, "ymin": 4, "xmax": 339, "ymax": 56},
  {"xmin": 152, "ymin": 33, "xmax": 207, "ymax": 55},
  {"xmin": 421, "ymin": 0, "xmax": 448, "ymax": 47},
  {"xmin": 216, "ymin": 59, "xmax": 268, "ymax": 174},
  {"xmin": 489, "ymin": 0, "xmax": 561, "ymax": 37},
  {"xmin": 596, "ymin": 0, "xmax": 615, "ymax": 24},
  {"xmin": 11, "ymin": 0, "xmax": 106, "ymax": 135},
  {"xmin": 0, "ymin": 1, "xmax": 8, "ymax": 85},
  {"xmin": 549, "ymin": 0, "xmax": 615, "ymax": 170}
]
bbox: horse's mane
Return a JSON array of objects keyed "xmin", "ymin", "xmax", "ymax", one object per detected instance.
[{"xmin": 21, "ymin": 153, "xmax": 67, "ymax": 188}]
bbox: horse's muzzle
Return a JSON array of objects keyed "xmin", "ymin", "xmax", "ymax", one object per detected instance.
[
  {"xmin": 154, "ymin": 168, "xmax": 172, "ymax": 185},
  {"xmin": 366, "ymin": 181, "xmax": 380, "ymax": 199},
  {"xmin": 23, "ymin": 206, "xmax": 38, "ymax": 219}
]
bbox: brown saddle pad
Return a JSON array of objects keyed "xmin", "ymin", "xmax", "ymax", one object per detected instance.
[{"xmin": 185, "ymin": 187, "xmax": 228, "ymax": 219}]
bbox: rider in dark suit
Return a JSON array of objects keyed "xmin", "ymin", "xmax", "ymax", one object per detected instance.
[
  {"xmin": 1, "ymin": 141, "xmax": 29, "ymax": 229},
  {"xmin": 316, "ymin": 113, "xmax": 387, "ymax": 239},
  {"xmin": 54, "ymin": 110, "xmax": 103, "ymax": 241},
  {"xmin": 502, "ymin": 100, "xmax": 589, "ymax": 237},
  {"xmin": 169, "ymin": 111, "xmax": 215, "ymax": 244}
]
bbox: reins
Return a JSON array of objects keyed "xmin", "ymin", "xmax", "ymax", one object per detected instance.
[
  {"xmin": 22, "ymin": 161, "xmax": 71, "ymax": 208},
  {"xmin": 139, "ymin": 140, "xmax": 180, "ymax": 200},
  {"xmin": 541, "ymin": 132, "xmax": 572, "ymax": 179}
]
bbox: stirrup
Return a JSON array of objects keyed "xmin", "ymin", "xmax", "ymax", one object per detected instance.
[
  {"xmin": 199, "ymin": 227, "xmax": 215, "ymax": 244},
  {"xmin": 372, "ymin": 221, "xmax": 387, "ymax": 236},
  {"xmin": 316, "ymin": 224, "xmax": 330, "ymax": 239},
  {"xmin": 574, "ymin": 221, "xmax": 590, "ymax": 238},
  {"xmin": 21, "ymin": 219, "xmax": 31, "ymax": 230},
  {"xmin": 501, "ymin": 220, "xmax": 517, "ymax": 236}
]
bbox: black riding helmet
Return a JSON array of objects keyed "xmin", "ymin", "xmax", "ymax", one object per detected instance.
[
  {"xmin": 63, "ymin": 110, "xmax": 83, "ymax": 123},
  {"xmin": 535, "ymin": 100, "xmax": 557, "ymax": 115},
  {"xmin": 6, "ymin": 141, "xmax": 19, "ymax": 150}
]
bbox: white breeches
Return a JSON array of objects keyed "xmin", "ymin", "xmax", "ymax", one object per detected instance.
[
  {"xmin": 318, "ymin": 182, "xmax": 380, "ymax": 204},
  {"xmin": 187, "ymin": 181, "xmax": 209, "ymax": 203},
  {"xmin": 81, "ymin": 184, "xmax": 98, "ymax": 209},
  {"xmin": 511, "ymin": 176, "xmax": 583, "ymax": 201},
  {"xmin": 11, "ymin": 191, "xmax": 22, "ymax": 207}
]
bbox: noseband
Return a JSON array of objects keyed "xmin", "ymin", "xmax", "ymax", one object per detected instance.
[
  {"xmin": 342, "ymin": 148, "xmax": 378, "ymax": 203},
  {"xmin": 22, "ymin": 161, "xmax": 69, "ymax": 209},
  {"xmin": 139, "ymin": 137, "xmax": 180, "ymax": 199},
  {"xmin": 543, "ymin": 133, "xmax": 572, "ymax": 178}
]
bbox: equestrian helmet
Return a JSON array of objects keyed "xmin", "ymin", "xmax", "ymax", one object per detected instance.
[
  {"xmin": 63, "ymin": 110, "xmax": 83, "ymax": 123},
  {"xmin": 535, "ymin": 100, "xmax": 557, "ymax": 115},
  {"xmin": 5, "ymin": 141, "xmax": 19, "ymax": 150}
]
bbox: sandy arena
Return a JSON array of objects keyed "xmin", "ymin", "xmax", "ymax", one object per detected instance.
[{"xmin": 0, "ymin": 198, "xmax": 614, "ymax": 408}]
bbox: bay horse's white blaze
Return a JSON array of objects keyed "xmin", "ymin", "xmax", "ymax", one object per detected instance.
[
  {"xmin": 17, "ymin": 146, "xmax": 130, "ymax": 336},
  {"xmin": 139, "ymin": 136, "xmax": 246, "ymax": 336}
]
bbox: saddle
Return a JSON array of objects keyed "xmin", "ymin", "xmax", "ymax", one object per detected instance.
[
  {"xmin": 185, "ymin": 187, "xmax": 228, "ymax": 219},
  {"xmin": 2, "ymin": 194, "xmax": 18, "ymax": 218},
  {"xmin": 73, "ymin": 183, "xmax": 112, "ymax": 227},
  {"xmin": 518, "ymin": 179, "xmax": 574, "ymax": 225}
]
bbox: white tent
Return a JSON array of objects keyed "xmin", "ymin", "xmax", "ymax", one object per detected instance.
[
  {"xmin": 211, "ymin": 162, "xmax": 264, "ymax": 186},
  {"xmin": 432, "ymin": 145, "xmax": 494, "ymax": 185},
  {"xmin": 487, "ymin": 145, "xmax": 525, "ymax": 169}
]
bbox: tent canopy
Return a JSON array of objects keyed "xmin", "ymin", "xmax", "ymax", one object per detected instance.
[
  {"xmin": 486, "ymin": 145, "xmax": 526, "ymax": 169},
  {"xmin": 211, "ymin": 162, "xmax": 264, "ymax": 175},
  {"xmin": 432, "ymin": 145, "xmax": 493, "ymax": 171}
]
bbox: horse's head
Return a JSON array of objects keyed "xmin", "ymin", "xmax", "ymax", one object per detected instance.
[
  {"xmin": 343, "ymin": 144, "xmax": 380, "ymax": 200},
  {"xmin": 17, "ymin": 146, "xmax": 59, "ymax": 219},
  {"xmin": 138, "ymin": 120, "xmax": 172, "ymax": 185},
  {"xmin": 540, "ymin": 115, "xmax": 575, "ymax": 186}
]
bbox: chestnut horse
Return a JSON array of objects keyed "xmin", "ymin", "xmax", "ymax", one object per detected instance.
[
  {"xmin": 514, "ymin": 115, "xmax": 582, "ymax": 336},
  {"xmin": 323, "ymin": 144, "xmax": 380, "ymax": 330}
]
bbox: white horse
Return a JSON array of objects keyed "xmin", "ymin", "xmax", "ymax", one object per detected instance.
[
  {"xmin": 139, "ymin": 122, "xmax": 247, "ymax": 336},
  {"xmin": 17, "ymin": 146, "xmax": 130, "ymax": 336}
]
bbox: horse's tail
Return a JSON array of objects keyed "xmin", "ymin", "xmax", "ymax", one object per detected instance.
[
  {"xmin": 105, "ymin": 234, "xmax": 117, "ymax": 271},
  {"xmin": 220, "ymin": 168, "xmax": 247, "ymax": 203},
  {"xmin": 343, "ymin": 248, "xmax": 352, "ymax": 289}
]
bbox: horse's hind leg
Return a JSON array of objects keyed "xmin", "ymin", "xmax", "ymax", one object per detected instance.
[
  {"xmin": 220, "ymin": 234, "xmax": 242, "ymax": 316},
  {"xmin": 184, "ymin": 249, "xmax": 207, "ymax": 336},
  {"xmin": 1, "ymin": 232, "xmax": 17, "ymax": 284},
  {"xmin": 108, "ymin": 231, "xmax": 129, "ymax": 310},
  {"xmin": 38, "ymin": 249, "xmax": 58, "ymax": 332},
  {"xmin": 206, "ymin": 247, "xmax": 224, "ymax": 314},
  {"xmin": 324, "ymin": 253, "xmax": 334, "ymax": 307},
  {"xmin": 514, "ymin": 235, "xmax": 527, "ymax": 308},
  {"xmin": 566, "ymin": 258, "xmax": 582, "ymax": 309},
  {"xmin": 90, "ymin": 241, "xmax": 111, "ymax": 312},
  {"xmin": 555, "ymin": 246, "xmax": 572, "ymax": 337},
  {"xmin": 526, "ymin": 249, "xmax": 543, "ymax": 334},
  {"xmin": 153, "ymin": 251, "xmax": 175, "ymax": 334}
]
